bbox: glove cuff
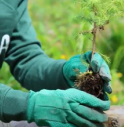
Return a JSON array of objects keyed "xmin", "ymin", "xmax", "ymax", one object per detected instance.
[{"xmin": 27, "ymin": 91, "xmax": 36, "ymax": 123}]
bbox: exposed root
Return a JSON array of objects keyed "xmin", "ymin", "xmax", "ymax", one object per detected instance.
[{"xmin": 75, "ymin": 71, "xmax": 104, "ymax": 99}]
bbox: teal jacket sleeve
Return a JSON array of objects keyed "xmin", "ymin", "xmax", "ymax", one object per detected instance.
[
  {"xmin": 0, "ymin": 84, "xmax": 28, "ymax": 122},
  {"xmin": 5, "ymin": 1, "xmax": 69, "ymax": 91}
]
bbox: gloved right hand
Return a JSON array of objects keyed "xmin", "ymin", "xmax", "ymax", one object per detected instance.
[
  {"xmin": 27, "ymin": 88, "xmax": 110, "ymax": 127},
  {"xmin": 63, "ymin": 51, "xmax": 112, "ymax": 97}
]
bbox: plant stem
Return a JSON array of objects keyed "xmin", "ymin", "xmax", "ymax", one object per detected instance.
[{"xmin": 91, "ymin": 22, "xmax": 97, "ymax": 59}]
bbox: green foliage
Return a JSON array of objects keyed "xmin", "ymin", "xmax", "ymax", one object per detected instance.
[
  {"xmin": 73, "ymin": 0, "xmax": 124, "ymax": 65},
  {"xmin": 109, "ymin": 69, "xmax": 124, "ymax": 105},
  {"xmin": 74, "ymin": 0, "xmax": 124, "ymax": 26},
  {"xmin": 97, "ymin": 19, "xmax": 124, "ymax": 82},
  {"xmin": 112, "ymin": 46, "xmax": 124, "ymax": 69},
  {"xmin": 97, "ymin": 52, "xmax": 111, "ymax": 64}
]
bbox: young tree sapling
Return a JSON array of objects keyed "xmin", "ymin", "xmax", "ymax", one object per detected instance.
[{"xmin": 73, "ymin": 0, "xmax": 124, "ymax": 100}]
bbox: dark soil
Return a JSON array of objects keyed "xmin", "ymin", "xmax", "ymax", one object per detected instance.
[{"xmin": 75, "ymin": 71, "xmax": 104, "ymax": 100}]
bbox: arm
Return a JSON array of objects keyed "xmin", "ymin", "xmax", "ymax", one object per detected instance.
[
  {"xmin": 0, "ymin": 84, "xmax": 28, "ymax": 122},
  {"xmin": 5, "ymin": 1, "xmax": 69, "ymax": 91}
]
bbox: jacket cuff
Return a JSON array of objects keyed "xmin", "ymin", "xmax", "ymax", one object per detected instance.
[{"xmin": 56, "ymin": 60, "xmax": 70, "ymax": 90}]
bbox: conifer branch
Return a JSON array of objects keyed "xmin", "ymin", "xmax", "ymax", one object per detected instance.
[
  {"xmin": 74, "ymin": 0, "xmax": 124, "ymax": 59},
  {"xmin": 79, "ymin": 31, "xmax": 91, "ymax": 35}
]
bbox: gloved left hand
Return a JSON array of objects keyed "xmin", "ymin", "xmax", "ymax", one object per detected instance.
[
  {"xmin": 27, "ymin": 88, "xmax": 110, "ymax": 127},
  {"xmin": 63, "ymin": 51, "xmax": 112, "ymax": 97}
]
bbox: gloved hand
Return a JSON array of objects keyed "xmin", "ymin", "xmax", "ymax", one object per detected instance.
[
  {"xmin": 27, "ymin": 88, "xmax": 110, "ymax": 127},
  {"xmin": 63, "ymin": 51, "xmax": 112, "ymax": 95}
]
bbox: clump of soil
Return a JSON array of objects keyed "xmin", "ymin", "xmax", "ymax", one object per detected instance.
[{"xmin": 75, "ymin": 71, "xmax": 104, "ymax": 100}]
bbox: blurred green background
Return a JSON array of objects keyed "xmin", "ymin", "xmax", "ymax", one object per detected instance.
[{"xmin": 0, "ymin": 0, "xmax": 124, "ymax": 105}]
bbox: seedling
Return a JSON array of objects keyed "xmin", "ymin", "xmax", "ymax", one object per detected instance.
[{"xmin": 73, "ymin": 0, "xmax": 124, "ymax": 99}]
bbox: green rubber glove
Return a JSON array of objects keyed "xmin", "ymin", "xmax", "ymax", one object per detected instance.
[
  {"xmin": 63, "ymin": 51, "xmax": 112, "ymax": 95},
  {"xmin": 27, "ymin": 88, "xmax": 110, "ymax": 127}
]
